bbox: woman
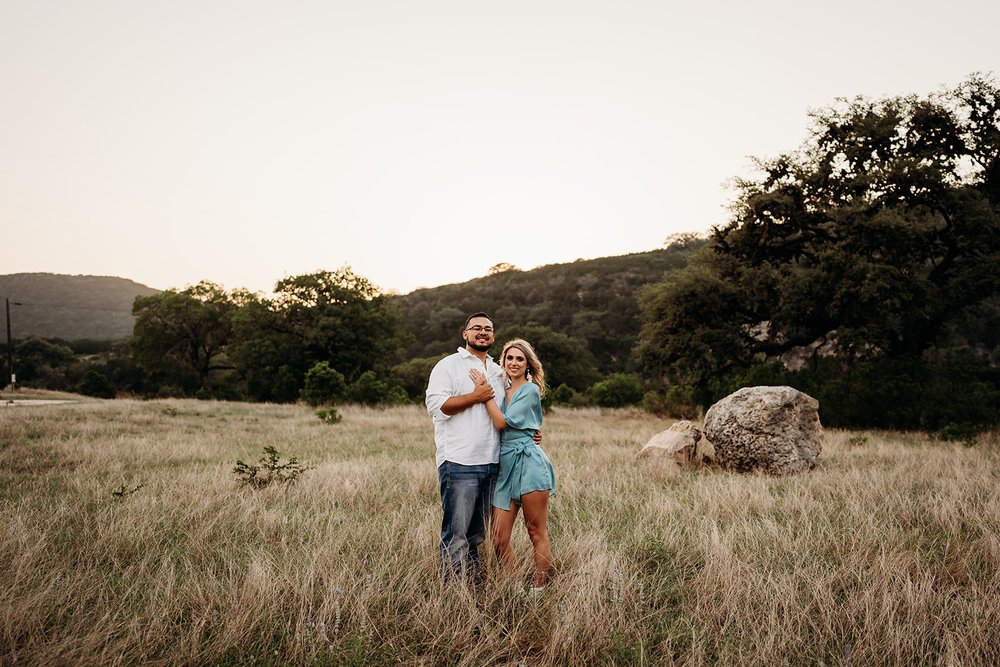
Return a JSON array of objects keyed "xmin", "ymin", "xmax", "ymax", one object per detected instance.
[{"xmin": 470, "ymin": 338, "xmax": 555, "ymax": 592}]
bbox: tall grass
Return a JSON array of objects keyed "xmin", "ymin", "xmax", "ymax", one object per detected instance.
[{"xmin": 1, "ymin": 398, "xmax": 998, "ymax": 665}]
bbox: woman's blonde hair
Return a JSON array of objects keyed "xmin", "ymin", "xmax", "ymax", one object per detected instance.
[{"xmin": 499, "ymin": 338, "xmax": 546, "ymax": 397}]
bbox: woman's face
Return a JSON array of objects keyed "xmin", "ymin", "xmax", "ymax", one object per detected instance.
[{"xmin": 503, "ymin": 346, "xmax": 528, "ymax": 380}]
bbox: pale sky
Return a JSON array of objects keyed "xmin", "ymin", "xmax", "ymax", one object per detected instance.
[{"xmin": 2, "ymin": 1, "xmax": 997, "ymax": 295}]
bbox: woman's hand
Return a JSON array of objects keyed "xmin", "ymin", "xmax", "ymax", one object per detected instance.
[
  {"xmin": 470, "ymin": 368, "xmax": 505, "ymax": 428},
  {"xmin": 468, "ymin": 368, "xmax": 494, "ymax": 403}
]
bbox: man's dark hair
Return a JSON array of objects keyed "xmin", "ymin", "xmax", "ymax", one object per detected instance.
[{"xmin": 464, "ymin": 312, "xmax": 493, "ymax": 330}]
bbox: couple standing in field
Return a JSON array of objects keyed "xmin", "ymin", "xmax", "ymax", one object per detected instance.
[{"xmin": 425, "ymin": 312, "xmax": 556, "ymax": 592}]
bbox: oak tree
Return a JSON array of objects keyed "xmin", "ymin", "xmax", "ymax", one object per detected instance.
[{"xmin": 640, "ymin": 73, "xmax": 1000, "ymax": 388}]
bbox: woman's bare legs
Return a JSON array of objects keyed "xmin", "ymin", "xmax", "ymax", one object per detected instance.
[
  {"xmin": 519, "ymin": 490, "xmax": 553, "ymax": 587},
  {"xmin": 491, "ymin": 502, "xmax": 519, "ymax": 573}
]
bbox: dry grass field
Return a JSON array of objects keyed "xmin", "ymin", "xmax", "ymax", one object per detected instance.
[{"xmin": 2, "ymin": 394, "xmax": 999, "ymax": 665}]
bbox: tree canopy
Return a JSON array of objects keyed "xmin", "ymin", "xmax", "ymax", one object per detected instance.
[
  {"xmin": 640, "ymin": 73, "xmax": 1000, "ymax": 395},
  {"xmin": 639, "ymin": 74, "xmax": 1000, "ymax": 428},
  {"xmin": 130, "ymin": 269, "xmax": 405, "ymax": 401},
  {"xmin": 131, "ymin": 282, "xmax": 240, "ymax": 392},
  {"xmin": 491, "ymin": 323, "xmax": 600, "ymax": 391}
]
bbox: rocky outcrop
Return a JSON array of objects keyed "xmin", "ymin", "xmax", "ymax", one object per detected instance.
[
  {"xmin": 703, "ymin": 386, "xmax": 822, "ymax": 474},
  {"xmin": 638, "ymin": 420, "xmax": 709, "ymax": 466}
]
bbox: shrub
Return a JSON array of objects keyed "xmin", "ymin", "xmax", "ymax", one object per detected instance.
[
  {"xmin": 233, "ymin": 446, "xmax": 313, "ymax": 487},
  {"xmin": 589, "ymin": 373, "xmax": 644, "ymax": 408},
  {"xmin": 642, "ymin": 385, "xmax": 699, "ymax": 418},
  {"xmin": 938, "ymin": 422, "xmax": 981, "ymax": 446},
  {"xmin": 641, "ymin": 391, "xmax": 666, "ymax": 414},
  {"xmin": 665, "ymin": 385, "xmax": 700, "ymax": 418},
  {"xmin": 301, "ymin": 362, "xmax": 346, "ymax": 406},
  {"xmin": 110, "ymin": 483, "xmax": 142, "ymax": 500},
  {"xmin": 548, "ymin": 383, "xmax": 578, "ymax": 405},
  {"xmin": 316, "ymin": 407, "xmax": 343, "ymax": 424},
  {"xmin": 78, "ymin": 370, "xmax": 116, "ymax": 399},
  {"xmin": 390, "ymin": 356, "xmax": 444, "ymax": 400},
  {"xmin": 347, "ymin": 371, "xmax": 409, "ymax": 406},
  {"xmin": 847, "ymin": 434, "xmax": 869, "ymax": 447},
  {"xmin": 156, "ymin": 385, "xmax": 187, "ymax": 399}
]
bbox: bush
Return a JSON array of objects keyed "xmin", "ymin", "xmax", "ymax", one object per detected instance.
[
  {"xmin": 156, "ymin": 384, "xmax": 188, "ymax": 399},
  {"xmin": 589, "ymin": 373, "xmax": 644, "ymax": 408},
  {"xmin": 195, "ymin": 382, "xmax": 241, "ymax": 401},
  {"xmin": 316, "ymin": 407, "xmax": 343, "ymax": 424},
  {"xmin": 233, "ymin": 446, "xmax": 313, "ymax": 487},
  {"xmin": 78, "ymin": 370, "xmax": 116, "ymax": 399},
  {"xmin": 548, "ymin": 383, "xmax": 578, "ymax": 405},
  {"xmin": 301, "ymin": 361, "xmax": 346, "ymax": 406},
  {"xmin": 920, "ymin": 349, "xmax": 1000, "ymax": 430},
  {"xmin": 938, "ymin": 422, "xmax": 981, "ymax": 446},
  {"xmin": 642, "ymin": 385, "xmax": 700, "ymax": 418},
  {"xmin": 347, "ymin": 371, "xmax": 409, "ymax": 406},
  {"xmin": 390, "ymin": 356, "xmax": 444, "ymax": 400},
  {"xmin": 641, "ymin": 391, "xmax": 665, "ymax": 414},
  {"xmin": 110, "ymin": 483, "xmax": 143, "ymax": 500}
]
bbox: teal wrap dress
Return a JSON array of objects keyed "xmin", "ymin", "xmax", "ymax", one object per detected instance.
[{"xmin": 492, "ymin": 382, "xmax": 556, "ymax": 510}]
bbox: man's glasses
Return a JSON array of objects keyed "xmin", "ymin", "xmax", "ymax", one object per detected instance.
[{"xmin": 466, "ymin": 325, "xmax": 494, "ymax": 333}]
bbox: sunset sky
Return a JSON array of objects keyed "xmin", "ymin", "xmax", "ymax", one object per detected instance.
[{"xmin": 2, "ymin": 0, "xmax": 997, "ymax": 295}]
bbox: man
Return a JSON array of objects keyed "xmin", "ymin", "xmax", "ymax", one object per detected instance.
[{"xmin": 425, "ymin": 312, "xmax": 505, "ymax": 581}]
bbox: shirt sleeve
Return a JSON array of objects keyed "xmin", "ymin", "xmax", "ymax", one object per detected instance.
[
  {"xmin": 425, "ymin": 360, "xmax": 455, "ymax": 422},
  {"xmin": 502, "ymin": 383, "xmax": 543, "ymax": 431}
]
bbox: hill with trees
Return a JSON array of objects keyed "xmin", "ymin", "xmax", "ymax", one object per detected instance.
[
  {"xmin": 393, "ymin": 241, "xmax": 702, "ymax": 372},
  {"xmin": 2, "ymin": 250, "xmax": 699, "ymax": 405},
  {"xmin": 0, "ymin": 273, "xmax": 160, "ymax": 341}
]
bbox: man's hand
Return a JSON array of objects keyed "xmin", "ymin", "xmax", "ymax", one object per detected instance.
[{"xmin": 532, "ymin": 429, "xmax": 542, "ymax": 445}]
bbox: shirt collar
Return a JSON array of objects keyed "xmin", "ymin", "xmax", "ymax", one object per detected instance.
[{"xmin": 458, "ymin": 347, "xmax": 502, "ymax": 374}]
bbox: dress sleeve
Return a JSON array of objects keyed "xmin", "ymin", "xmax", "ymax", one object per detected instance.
[{"xmin": 502, "ymin": 384, "xmax": 543, "ymax": 431}]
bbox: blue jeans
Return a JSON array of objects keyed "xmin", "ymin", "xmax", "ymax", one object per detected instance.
[{"xmin": 438, "ymin": 461, "xmax": 498, "ymax": 582}]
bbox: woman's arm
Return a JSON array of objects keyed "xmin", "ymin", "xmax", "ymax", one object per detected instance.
[
  {"xmin": 469, "ymin": 369, "xmax": 507, "ymax": 430},
  {"xmin": 482, "ymin": 394, "xmax": 507, "ymax": 430}
]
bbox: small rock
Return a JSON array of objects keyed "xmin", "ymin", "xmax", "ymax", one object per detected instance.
[{"xmin": 639, "ymin": 420, "xmax": 703, "ymax": 465}]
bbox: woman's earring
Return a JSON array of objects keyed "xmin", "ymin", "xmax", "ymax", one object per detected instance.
[{"xmin": 526, "ymin": 370, "xmax": 532, "ymax": 381}]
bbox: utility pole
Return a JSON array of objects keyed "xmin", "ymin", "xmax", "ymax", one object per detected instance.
[{"xmin": 5, "ymin": 297, "xmax": 17, "ymax": 391}]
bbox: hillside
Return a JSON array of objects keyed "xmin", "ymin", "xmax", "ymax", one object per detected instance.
[
  {"xmin": 392, "ymin": 242, "xmax": 702, "ymax": 372},
  {"xmin": 0, "ymin": 273, "xmax": 160, "ymax": 341},
  {"xmin": 2, "ymin": 244, "xmax": 699, "ymax": 351}
]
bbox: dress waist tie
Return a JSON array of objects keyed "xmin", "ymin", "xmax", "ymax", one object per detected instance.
[{"xmin": 498, "ymin": 438, "xmax": 534, "ymax": 501}]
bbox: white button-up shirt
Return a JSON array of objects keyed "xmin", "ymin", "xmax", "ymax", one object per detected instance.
[{"xmin": 425, "ymin": 347, "xmax": 506, "ymax": 467}]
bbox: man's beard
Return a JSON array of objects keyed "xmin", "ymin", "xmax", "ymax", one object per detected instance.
[{"xmin": 468, "ymin": 340, "xmax": 492, "ymax": 352}]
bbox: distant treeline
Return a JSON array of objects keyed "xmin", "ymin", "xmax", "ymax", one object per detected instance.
[
  {"xmin": 6, "ymin": 73, "xmax": 1000, "ymax": 433},
  {"xmin": 6, "ymin": 252, "xmax": 700, "ymax": 410}
]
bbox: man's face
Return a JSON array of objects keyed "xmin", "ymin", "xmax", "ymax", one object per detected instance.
[{"xmin": 463, "ymin": 316, "xmax": 495, "ymax": 352}]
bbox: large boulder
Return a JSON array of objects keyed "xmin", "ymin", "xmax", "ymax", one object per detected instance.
[{"xmin": 703, "ymin": 386, "xmax": 822, "ymax": 474}]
